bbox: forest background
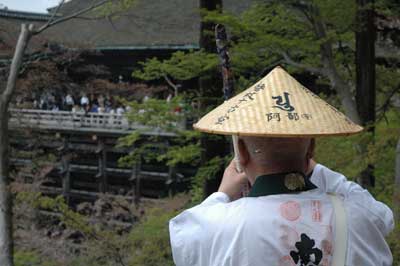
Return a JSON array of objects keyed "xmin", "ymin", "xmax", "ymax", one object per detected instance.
[{"xmin": 2, "ymin": 0, "xmax": 400, "ymax": 265}]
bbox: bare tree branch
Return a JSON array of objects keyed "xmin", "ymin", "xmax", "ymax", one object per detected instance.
[
  {"xmin": 1, "ymin": 24, "xmax": 33, "ymax": 105},
  {"xmin": 41, "ymin": 0, "xmax": 66, "ymax": 30},
  {"xmin": 163, "ymin": 74, "xmax": 179, "ymax": 96},
  {"xmin": 35, "ymin": 0, "xmax": 110, "ymax": 35},
  {"xmin": 281, "ymin": 51, "xmax": 325, "ymax": 76},
  {"xmin": 376, "ymin": 83, "xmax": 400, "ymax": 121},
  {"xmin": 297, "ymin": 3, "xmax": 362, "ymax": 124}
]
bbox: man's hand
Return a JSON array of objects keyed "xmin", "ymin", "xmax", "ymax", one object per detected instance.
[
  {"xmin": 218, "ymin": 160, "xmax": 248, "ymax": 201},
  {"xmin": 307, "ymin": 158, "xmax": 316, "ymax": 176}
]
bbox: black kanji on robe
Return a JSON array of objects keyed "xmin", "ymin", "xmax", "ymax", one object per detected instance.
[{"xmin": 290, "ymin": 233, "xmax": 323, "ymax": 266}]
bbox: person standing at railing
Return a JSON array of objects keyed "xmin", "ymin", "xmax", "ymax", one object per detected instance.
[
  {"xmin": 51, "ymin": 105, "xmax": 59, "ymax": 112},
  {"xmin": 105, "ymin": 94, "xmax": 113, "ymax": 113},
  {"xmin": 39, "ymin": 94, "xmax": 47, "ymax": 110},
  {"xmin": 65, "ymin": 93, "xmax": 74, "ymax": 111},
  {"xmin": 33, "ymin": 98, "xmax": 39, "ymax": 109},
  {"xmin": 115, "ymin": 105, "xmax": 125, "ymax": 127},
  {"xmin": 80, "ymin": 94, "xmax": 89, "ymax": 112},
  {"xmin": 98, "ymin": 105, "xmax": 105, "ymax": 114},
  {"xmin": 116, "ymin": 105, "xmax": 125, "ymax": 115},
  {"xmin": 98, "ymin": 94, "xmax": 105, "ymax": 108},
  {"xmin": 48, "ymin": 93, "xmax": 55, "ymax": 110},
  {"xmin": 89, "ymin": 93, "xmax": 98, "ymax": 110},
  {"xmin": 90, "ymin": 104, "xmax": 99, "ymax": 113}
]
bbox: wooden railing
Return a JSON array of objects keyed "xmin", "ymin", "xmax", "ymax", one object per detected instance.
[{"xmin": 8, "ymin": 108, "xmax": 181, "ymax": 136}]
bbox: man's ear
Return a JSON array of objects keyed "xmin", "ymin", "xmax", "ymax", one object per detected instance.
[
  {"xmin": 306, "ymin": 138, "xmax": 315, "ymax": 159},
  {"xmin": 238, "ymin": 139, "xmax": 250, "ymax": 167}
]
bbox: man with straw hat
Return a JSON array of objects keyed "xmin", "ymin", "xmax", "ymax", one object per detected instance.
[{"xmin": 169, "ymin": 67, "xmax": 394, "ymax": 266}]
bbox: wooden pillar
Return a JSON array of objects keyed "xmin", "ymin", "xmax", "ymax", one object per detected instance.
[
  {"xmin": 166, "ymin": 165, "xmax": 176, "ymax": 197},
  {"xmin": 129, "ymin": 157, "xmax": 141, "ymax": 205},
  {"xmin": 125, "ymin": 141, "xmax": 142, "ymax": 205},
  {"xmin": 59, "ymin": 137, "xmax": 71, "ymax": 204},
  {"xmin": 61, "ymin": 155, "xmax": 71, "ymax": 204},
  {"xmin": 394, "ymin": 137, "xmax": 400, "ymax": 220},
  {"xmin": 96, "ymin": 138, "xmax": 107, "ymax": 193},
  {"xmin": 134, "ymin": 160, "xmax": 141, "ymax": 205},
  {"xmin": 165, "ymin": 139, "xmax": 176, "ymax": 197}
]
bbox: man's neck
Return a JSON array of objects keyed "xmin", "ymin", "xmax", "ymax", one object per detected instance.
[{"xmin": 249, "ymin": 161, "xmax": 306, "ymax": 184}]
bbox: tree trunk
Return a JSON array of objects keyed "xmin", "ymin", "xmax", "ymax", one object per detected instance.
[
  {"xmin": 324, "ymin": 65, "xmax": 362, "ymax": 125},
  {"xmin": 0, "ymin": 102, "xmax": 13, "ymax": 266},
  {"xmin": 198, "ymin": 0, "xmax": 223, "ymax": 107},
  {"xmin": 356, "ymin": 0, "xmax": 376, "ymax": 130},
  {"xmin": 0, "ymin": 24, "xmax": 32, "ymax": 266},
  {"xmin": 355, "ymin": 0, "xmax": 376, "ymax": 188},
  {"xmin": 394, "ymin": 137, "xmax": 400, "ymax": 220},
  {"xmin": 199, "ymin": 0, "xmax": 222, "ymax": 52},
  {"xmin": 308, "ymin": 5, "xmax": 362, "ymax": 124}
]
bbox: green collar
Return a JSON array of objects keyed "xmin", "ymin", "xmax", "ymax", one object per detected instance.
[{"xmin": 248, "ymin": 171, "xmax": 317, "ymax": 197}]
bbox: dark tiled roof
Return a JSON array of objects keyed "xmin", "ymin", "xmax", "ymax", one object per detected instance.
[
  {"xmin": 0, "ymin": 9, "xmax": 52, "ymax": 21},
  {"xmin": 0, "ymin": 0, "xmax": 254, "ymax": 51}
]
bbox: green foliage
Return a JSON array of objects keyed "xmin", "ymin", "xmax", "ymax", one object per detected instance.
[
  {"xmin": 14, "ymin": 250, "xmax": 57, "ymax": 266},
  {"xmin": 158, "ymin": 143, "xmax": 202, "ymax": 166},
  {"xmin": 190, "ymin": 156, "xmax": 229, "ymax": 204},
  {"xmin": 122, "ymin": 96, "xmax": 187, "ymax": 130},
  {"xmin": 133, "ymin": 50, "xmax": 218, "ymax": 81},
  {"xmin": 14, "ymin": 250, "xmax": 41, "ymax": 266},
  {"xmin": 203, "ymin": 1, "xmax": 356, "ymax": 85},
  {"xmin": 315, "ymin": 133, "xmax": 369, "ymax": 179},
  {"xmin": 15, "ymin": 192, "xmax": 134, "ymax": 266},
  {"xmin": 15, "ymin": 187, "xmax": 181, "ymax": 266},
  {"xmin": 117, "ymin": 131, "xmax": 141, "ymax": 149},
  {"xmin": 387, "ymin": 223, "xmax": 400, "ymax": 266},
  {"xmin": 132, "ymin": 0, "xmax": 361, "ymax": 97},
  {"xmin": 16, "ymin": 193, "xmax": 95, "ymax": 237},
  {"xmin": 128, "ymin": 208, "xmax": 176, "ymax": 266},
  {"xmin": 376, "ymin": 0, "xmax": 400, "ymax": 16},
  {"xmin": 117, "ymin": 96, "xmax": 203, "ymax": 168}
]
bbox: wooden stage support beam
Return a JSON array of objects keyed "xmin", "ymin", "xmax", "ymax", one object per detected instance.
[
  {"xmin": 59, "ymin": 137, "xmax": 71, "ymax": 204},
  {"xmin": 96, "ymin": 137, "xmax": 108, "ymax": 193}
]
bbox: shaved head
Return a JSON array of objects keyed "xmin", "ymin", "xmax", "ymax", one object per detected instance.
[{"xmin": 238, "ymin": 137, "xmax": 315, "ymax": 183}]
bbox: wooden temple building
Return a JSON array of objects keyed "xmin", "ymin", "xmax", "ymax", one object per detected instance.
[
  {"xmin": 8, "ymin": 108, "xmax": 190, "ymax": 205},
  {"xmin": 0, "ymin": 0, "xmax": 255, "ymax": 204},
  {"xmin": 0, "ymin": 0, "xmax": 254, "ymax": 79}
]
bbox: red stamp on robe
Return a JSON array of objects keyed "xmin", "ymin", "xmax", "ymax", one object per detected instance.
[
  {"xmin": 279, "ymin": 255, "xmax": 296, "ymax": 266},
  {"xmin": 280, "ymin": 224, "xmax": 299, "ymax": 249},
  {"xmin": 311, "ymin": 200, "xmax": 322, "ymax": 222},
  {"xmin": 321, "ymin": 257, "xmax": 330, "ymax": 266},
  {"xmin": 280, "ymin": 201, "xmax": 301, "ymax": 221},
  {"xmin": 321, "ymin": 239, "xmax": 333, "ymax": 255}
]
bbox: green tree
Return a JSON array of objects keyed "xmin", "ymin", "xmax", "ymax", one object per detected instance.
[{"xmin": 131, "ymin": 0, "xmax": 399, "ymax": 183}]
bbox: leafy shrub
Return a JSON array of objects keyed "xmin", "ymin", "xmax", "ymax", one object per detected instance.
[{"xmin": 128, "ymin": 208, "xmax": 176, "ymax": 266}]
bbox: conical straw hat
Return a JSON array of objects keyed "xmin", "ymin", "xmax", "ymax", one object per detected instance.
[{"xmin": 194, "ymin": 66, "xmax": 363, "ymax": 137}]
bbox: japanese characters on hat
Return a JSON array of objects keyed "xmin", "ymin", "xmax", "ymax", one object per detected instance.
[{"xmin": 193, "ymin": 66, "xmax": 363, "ymax": 137}]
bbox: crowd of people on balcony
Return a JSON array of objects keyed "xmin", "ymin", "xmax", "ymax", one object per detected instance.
[{"xmin": 13, "ymin": 92, "xmax": 130, "ymax": 115}]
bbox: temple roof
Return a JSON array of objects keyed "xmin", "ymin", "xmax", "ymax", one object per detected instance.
[{"xmin": 0, "ymin": 0, "xmax": 254, "ymax": 53}]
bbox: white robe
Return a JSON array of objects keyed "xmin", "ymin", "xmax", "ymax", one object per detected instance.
[{"xmin": 169, "ymin": 164, "xmax": 394, "ymax": 266}]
